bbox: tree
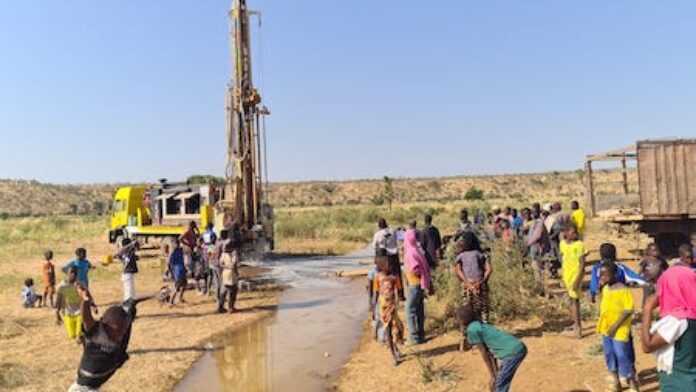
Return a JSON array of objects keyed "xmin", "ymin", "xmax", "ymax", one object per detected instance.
[
  {"xmin": 464, "ymin": 187, "xmax": 484, "ymax": 201},
  {"xmin": 383, "ymin": 176, "xmax": 394, "ymax": 211}
]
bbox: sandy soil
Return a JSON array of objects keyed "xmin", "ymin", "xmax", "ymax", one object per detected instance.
[{"xmin": 1, "ymin": 238, "xmax": 280, "ymax": 392}]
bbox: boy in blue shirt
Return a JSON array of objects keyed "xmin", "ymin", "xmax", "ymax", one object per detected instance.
[
  {"xmin": 460, "ymin": 303, "xmax": 527, "ymax": 392},
  {"xmin": 589, "ymin": 243, "xmax": 645, "ymax": 303},
  {"xmin": 63, "ymin": 248, "xmax": 95, "ymax": 288}
]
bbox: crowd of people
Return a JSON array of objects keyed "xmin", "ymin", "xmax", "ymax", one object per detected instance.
[
  {"xmin": 19, "ymin": 219, "xmax": 246, "ymax": 391},
  {"xmin": 367, "ymin": 201, "xmax": 696, "ymax": 392}
]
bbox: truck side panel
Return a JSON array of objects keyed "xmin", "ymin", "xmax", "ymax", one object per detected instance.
[{"xmin": 638, "ymin": 140, "xmax": 696, "ymax": 216}]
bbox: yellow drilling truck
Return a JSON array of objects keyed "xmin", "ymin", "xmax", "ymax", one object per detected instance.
[{"xmin": 109, "ymin": 0, "xmax": 274, "ymax": 256}]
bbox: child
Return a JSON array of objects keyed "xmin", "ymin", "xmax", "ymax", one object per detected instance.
[
  {"xmin": 638, "ymin": 243, "xmax": 669, "ymax": 307},
  {"xmin": 596, "ymin": 262, "xmax": 640, "ymax": 392},
  {"xmin": 42, "ymin": 250, "xmax": 56, "ymax": 308},
  {"xmin": 68, "ymin": 285, "xmax": 149, "ymax": 391},
  {"xmin": 63, "ymin": 248, "xmax": 95, "ymax": 288},
  {"xmin": 168, "ymin": 239, "xmax": 187, "ymax": 305},
  {"xmin": 56, "ymin": 266, "xmax": 82, "ymax": 342},
  {"xmin": 219, "ymin": 226, "xmax": 242, "ymax": 313},
  {"xmin": 459, "ymin": 303, "xmax": 527, "ymax": 392},
  {"xmin": 454, "ymin": 231, "xmax": 492, "ymax": 323},
  {"xmin": 194, "ymin": 238, "xmax": 208, "ymax": 294},
  {"xmin": 570, "ymin": 200, "xmax": 586, "ymax": 239},
  {"xmin": 373, "ymin": 256, "xmax": 405, "ymax": 366},
  {"xmin": 590, "ymin": 243, "xmax": 646, "ymax": 303},
  {"xmin": 115, "ymin": 239, "xmax": 139, "ymax": 301},
  {"xmin": 559, "ymin": 225, "xmax": 586, "ymax": 339},
  {"xmin": 21, "ymin": 278, "xmax": 43, "ymax": 308}
]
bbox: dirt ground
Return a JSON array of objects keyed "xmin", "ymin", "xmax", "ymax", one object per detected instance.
[
  {"xmin": 335, "ymin": 219, "xmax": 660, "ymax": 392},
  {"xmin": 0, "ymin": 236, "xmax": 279, "ymax": 392}
]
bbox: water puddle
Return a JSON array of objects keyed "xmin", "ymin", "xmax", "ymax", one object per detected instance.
[{"xmin": 174, "ymin": 251, "xmax": 370, "ymax": 392}]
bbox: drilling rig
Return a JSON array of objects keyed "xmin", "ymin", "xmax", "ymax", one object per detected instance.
[
  {"xmin": 217, "ymin": 0, "xmax": 274, "ymax": 255},
  {"xmin": 107, "ymin": 0, "xmax": 273, "ymax": 257}
]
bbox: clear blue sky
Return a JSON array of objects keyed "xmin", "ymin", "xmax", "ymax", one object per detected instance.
[{"xmin": 1, "ymin": 1, "xmax": 694, "ymax": 184}]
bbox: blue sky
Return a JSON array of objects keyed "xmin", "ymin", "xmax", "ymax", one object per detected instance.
[{"xmin": 1, "ymin": 1, "xmax": 694, "ymax": 183}]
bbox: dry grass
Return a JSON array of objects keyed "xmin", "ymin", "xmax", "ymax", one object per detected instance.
[{"xmin": 0, "ymin": 215, "xmax": 280, "ymax": 392}]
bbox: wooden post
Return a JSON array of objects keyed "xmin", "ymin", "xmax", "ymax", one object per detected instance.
[
  {"xmin": 621, "ymin": 155, "xmax": 629, "ymax": 195},
  {"xmin": 585, "ymin": 160, "xmax": 596, "ymax": 217}
]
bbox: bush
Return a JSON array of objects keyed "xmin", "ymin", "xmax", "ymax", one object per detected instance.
[{"xmin": 464, "ymin": 187, "xmax": 484, "ymax": 201}]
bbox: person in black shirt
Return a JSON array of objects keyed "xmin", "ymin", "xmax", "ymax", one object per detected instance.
[
  {"xmin": 68, "ymin": 285, "xmax": 147, "ymax": 392},
  {"xmin": 421, "ymin": 214, "xmax": 442, "ymax": 269}
]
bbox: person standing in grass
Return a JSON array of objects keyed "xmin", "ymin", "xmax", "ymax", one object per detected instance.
[
  {"xmin": 56, "ymin": 266, "xmax": 82, "ymax": 342},
  {"xmin": 459, "ymin": 303, "xmax": 527, "ymax": 392},
  {"xmin": 168, "ymin": 239, "xmax": 187, "ymax": 306},
  {"xmin": 421, "ymin": 214, "xmax": 442, "ymax": 269},
  {"xmin": 403, "ymin": 228, "xmax": 432, "ymax": 345},
  {"xmin": 455, "ymin": 231, "xmax": 492, "ymax": 323},
  {"xmin": 597, "ymin": 262, "xmax": 641, "ymax": 392},
  {"xmin": 63, "ymin": 248, "xmax": 94, "ymax": 288},
  {"xmin": 373, "ymin": 257, "xmax": 405, "ymax": 366},
  {"xmin": 559, "ymin": 225, "xmax": 586, "ymax": 339},
  {"xmin": 41, "ymin": 250, "xmax": 56, "ymax": 308},
  {"xmin": 570, "ymin": 200, "xmax": 586, "ymax": 239}
]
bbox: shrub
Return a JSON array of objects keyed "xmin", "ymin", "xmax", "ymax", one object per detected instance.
[{"xmin": 464, "ymin": 187, "xmax": 484, "ymax": 201}]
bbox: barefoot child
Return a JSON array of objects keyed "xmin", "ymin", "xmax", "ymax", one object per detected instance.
[
  {"xmin": 168, "ymin": 239, "xmax": 187, "ymax": 305},
  {"xmin": 63, "ymin": 248, "xmax": 95, "ymax": 288},
  {"xmin": 56, "ymin": 266, "xmax": 82, "ymax": 341},
  {"xmin": 373, "ymin": 257, "xmax": 405, "ymax": 366},
  {"xmin": 41, "ymin": 250, "xmax": 56, "ymax": 308},
  {"xmin": 559, "ymin": 225, "xmax": 586, "ymax": 339},
  {"xmin": 597, "ymin": 262, "xmax": 640, "ymax": 392},
  {"xmin": 21, "ymin": 278, "xmax": 43, "ymax": 308},
  {"xmin": 459, "ymin": 303, "xmax": 527, "ymax": 392}
]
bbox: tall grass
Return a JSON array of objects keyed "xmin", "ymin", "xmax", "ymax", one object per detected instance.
[
  {"xmin": 274, "ymin": 201, "xmax": 490, "ymax": 255},
  {"xmin": 432, "ymin": 238, "xmax": 565, "ymax": 329}
]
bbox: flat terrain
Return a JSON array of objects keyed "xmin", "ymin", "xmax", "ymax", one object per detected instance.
[{"xmin": 0, "ymin": 217, "xmax": 279, "ymax": 392}]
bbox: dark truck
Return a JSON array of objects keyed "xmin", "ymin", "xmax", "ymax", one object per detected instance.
[{"xmin": 585, "ymin": 138, "xmax": 696, "ymax": 257}]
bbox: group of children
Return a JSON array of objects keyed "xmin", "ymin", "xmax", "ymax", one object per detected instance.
[{"xmin": 164, "ymin": 221, "xmax": 243, "ymax": 314}]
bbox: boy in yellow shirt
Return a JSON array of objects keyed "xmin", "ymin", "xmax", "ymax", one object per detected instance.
[
  {"xmin": 597, "ymin": 262, "xmax": 640, "ymax": 392},
  {"xmin": 559, "ymin": 225, "xmax": 586, "ymax": 339},
  {"xmin": 570, "ymin": 200, "xmax": 586, "ymax": 238}
]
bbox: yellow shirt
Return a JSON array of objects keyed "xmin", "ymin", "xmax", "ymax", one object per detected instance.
[
  {"xmin": 405, "ymin": 270, "xmax": 420, "ymax": 286},
  {"xmin": 560, "ymin": 240, "xmax": 584, "ymax": 299},
  {"xmin": 571, "ymin": 209, "xmax": 586, "ymax": 237},
  {"xmin": 596, "ymin": 285, "xmax": 634, "ymax": 342}
]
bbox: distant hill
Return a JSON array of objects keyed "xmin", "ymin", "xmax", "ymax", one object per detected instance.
[
  {"xmin": 0, "ymin": 169, "xmax": 634, "ymax": 217},
  {"xmin": 0, "ymin": 180, "xmax": 117, "ymax": 217}
]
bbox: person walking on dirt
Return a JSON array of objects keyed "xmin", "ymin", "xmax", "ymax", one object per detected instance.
[
  {"xmin": 403, "ymin": 228, "xmax": 432, "ymax": 345},
  {"xmin": 570, "ymin": 200, "xmax": 586, "ymax": 239},
  {"xmin": 421, "ymin": 214, "xmax": 442, "ymax": 269},
  {"xmin": 168, "ymin": 239, "xmax": 187, "ymax": 305},
  {"xmin": 219, "ymin": 223, "xmax": 242, "ymax": 313},
  {"xmin": 115, "ymin": 239, "xmax": 139, "ymax": 301},
  {"xmin": 373, "ymin": 256, "xmax": 405, "ymax": 366},
  {"xmin": 179, "ymin": 221, "xmax": 199, "ymax": 276},
  {"xmin": 559, "ymin": 225, "xmax": 586, "ymax": 339},
  {"xmin": 372, "ymin": 218, "xmax": 404, "ymax": 300}
]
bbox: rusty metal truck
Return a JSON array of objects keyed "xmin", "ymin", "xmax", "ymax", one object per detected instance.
[{"xmin": 585, "ymin": 139, "xmax": 696, "ymax": 256}]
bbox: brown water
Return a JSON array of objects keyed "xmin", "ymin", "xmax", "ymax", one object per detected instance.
[{"xmin": 174, "ymin": 252, "xmax": 369, "ymax": 392}]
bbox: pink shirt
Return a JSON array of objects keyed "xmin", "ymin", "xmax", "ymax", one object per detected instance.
[{"xmin": 657, "ymin": 265, "xmax": 696, "ymax": 320}]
